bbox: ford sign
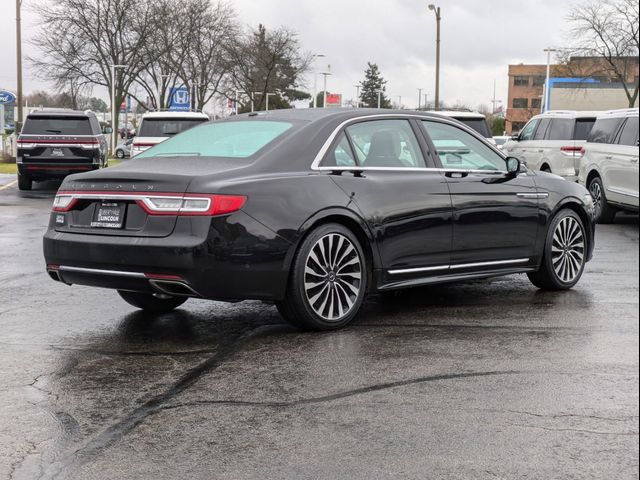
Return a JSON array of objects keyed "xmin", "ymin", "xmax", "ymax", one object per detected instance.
[{"xmin": 0, "ymin": 91, "xmax": 17, "ymax": 104}]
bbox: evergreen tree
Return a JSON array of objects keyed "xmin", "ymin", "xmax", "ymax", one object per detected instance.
[{"xmin": 359, "ymin": 62, "xmax": 391, "ymax": 108}]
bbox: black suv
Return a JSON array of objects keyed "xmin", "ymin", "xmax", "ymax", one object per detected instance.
[{"xmin": 17, "ymin": 110, "xmax": 109, "ymax": 190}]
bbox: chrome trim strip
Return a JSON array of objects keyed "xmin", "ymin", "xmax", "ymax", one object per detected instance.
[
  {"xmin": 450, "ymin": 258, "xmax": 530, "ymax": 270},
  {"xmin": 57, "ymin": 266, "xmax": 146, "ymax": 278},
  {"xmin": 516, "ymin": 192, "xmax": 549, "ymax": 199},
  {"xmin": 607, "ymin": 187, "xmax": 639, "ymax": 199},
  {"xmin": 388, "ymin": 265, "xmax": 450, "ymax": 275},
  {"xmin": 388, "ymin": 258, "xmax": 530, "ymax": 275},
  {"xmin": 314, "ymin": 165, "xmax": 507, "ymax": 175},
  {"xmin": 309, "ymin": 113, "xmax": 505, "ymax": 170}
]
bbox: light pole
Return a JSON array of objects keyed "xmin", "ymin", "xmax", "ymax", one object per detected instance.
[
  {"xmin": 397, "ymin": 96, "xmax": 402, "ymax": 109},
  {"xmin": 417, "ymin": 88, "xmax": 423, "ymax": 110},
  {"xmin": 110, "ymin": 64, "xmax": 127, "ymax": 156},
  {"xmin": 16, "ymin": 0, "xmax": 23, "ymax": 133},
  {"xmin": 354, "ymin": 85, "xmax": 361, "ymax": 108},
  {"xmin": 312, "ymin": 54, "xmax": 326, "ymax": 108},
  {"xmin": 320, "ymin": 69, "xmax": 332, "ymax": 108},
  {"xmin": 428, "ymin": 4, "xmax": 441, "ymax": 110},
  {"xmin": 377, "ymin": 90, "xmax": 382, "ymax": 109},
  {"xmin": 543, "ymin": 47, "xmax": 557, "ymax": 113},
  {"xmin": 266, "ymin": 93, "xmax": 276, "ymax": 112}
]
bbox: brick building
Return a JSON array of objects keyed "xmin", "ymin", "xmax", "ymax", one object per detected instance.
[{"xmin": 506, "ymin": 56, "xmax": 639, "ymax": 134}]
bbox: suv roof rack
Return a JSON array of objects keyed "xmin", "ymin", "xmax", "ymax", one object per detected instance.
[
  {"xmin": 602, "ymin": 108, "xmax": 639, "ymax": 116},
  {"xmin": 540, "ymin": 110, "xmax": 577, "ymax": 115}
]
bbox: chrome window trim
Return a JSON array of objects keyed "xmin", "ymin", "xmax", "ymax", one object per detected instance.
[
  {"xmin": 310, "ymin": 113, "xmax": 506, "ymax": 171},
  {"xmin": 607, "ymin": 186, "xmax": 639, "ymax": 199},
  {"xmin": 314, "ymin": 165, "xmax": 507, "ymax": 175},
  {"xmin": 57, "ymin": 266, "xmax": 146, "ymax": 278},
  {"xmin": 389, "ymin": 258, "xmax": 530, "ymax": 275}
]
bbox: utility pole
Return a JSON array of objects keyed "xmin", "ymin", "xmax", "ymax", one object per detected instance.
[
  {"xmin": 397, "ymin": 96, "xmax": 402, "ymax": 109},
  {"xmin": 490, "ymin": 79, "xmax": 502, "ymax": 114},
  {"xmin": 312, "ymin": 54, "xmax": 326, "ymax": 108},
  {"xmin": 428, "ymin": 4, "xmax": 442, "ymax": 110},
  {"xmin": 354, "ymin": 85, "xmax": 361, "ymax": 108},
  {"xmin": 377, "ymin": 90, "xmax": 382, "ymax": 109},
  {"xmin": 543, "ymin": 47, "xmax": 557, "ymax": 113},
  {"xmin": 16, "ymin": 0, "xmax": 23, "ymax": 133},
  {"xmin": 320, "ymin": 68, "xmax": 332, "ymax": 108},
  {"xmin": 417, "ymin": 88, "xmax": 423, "ymax": 110}
]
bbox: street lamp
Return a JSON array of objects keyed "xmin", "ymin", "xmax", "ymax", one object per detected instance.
[
  {"xmin": 417, "ymin": 88, "xmax": 423, "ymax": 110},
  {"xmin": 16, "ymin": 0, "xmax": 23, "ymax": 133},
  {"xmin": 543, "ymin": 47, "xmax": 558, "ymax": 113},
  {"xmin": 312, "ymin": 54, "xmax": 326, "ymax": 108},
  {"xmin": 110, "ymin": 64, "xmax": 127, "ymax": 156},
  {"xmin": 428, "ymin": 3, "xmax": 441, "ymax": 110},
  {"xmin": 377, "ymin": 90, "xmax": 382, "ymax": 109},
  {"xmin": 320, "ymin": 69, "xmax": 332, "ymax": 108},
  {"xmin": 354, "ymin": 85, "xmax": 361, "ymax": 108}
]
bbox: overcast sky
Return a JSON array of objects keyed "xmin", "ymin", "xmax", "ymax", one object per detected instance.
[{"xmin": 0, "ymin": 0, "xmax": 576, "ymax": 110}]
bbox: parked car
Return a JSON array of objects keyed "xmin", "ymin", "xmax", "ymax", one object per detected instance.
[
  {"xmin": 16, "ymin": 110, "xmax": 110, "ymax": 191},
  {"xmin": 131, "ymin": 111, "xmax": 209, "ymax": 157},
  {"xmin": 493, "ymin": 135, "xmax": 510, "ymax": 150},
  {"xmin": 115, "ymin": 138, "xmax": 133, "ymax": 159},
  {"xmin": 502, "ymin": 110, "xmax": 599, "ymax": 181},
  {"xmin": 431, "ymin": 110, "xmax": 496, "ymax": 144},
  {"xmin": 44, "ymin": 109, "xmax": 595, "ymax": 330},
  {"xmin": 578, "ymin": 108, "xmax": 639, "ymax": 223}
]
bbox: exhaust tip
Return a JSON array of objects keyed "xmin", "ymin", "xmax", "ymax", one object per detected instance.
[{"xmin": 149, "ymin": 279, "xmax": 200, "ymax": 297}]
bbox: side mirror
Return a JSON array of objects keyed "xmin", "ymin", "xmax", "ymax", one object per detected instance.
[
  {"xmin": 510, "ymin": 132, "xmax": 520, "ymax": 141},
  {"xmin": 506, "ymin": 157, "xmax": 522, "ymax": 176},
  {"xmin": 104, "ymin": 127, "xmax": 113, "ymax": 134}
]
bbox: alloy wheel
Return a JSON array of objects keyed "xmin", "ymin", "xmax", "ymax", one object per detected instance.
[
  {"xmin": 589, "ymin": 180, "xmax": 602, "ymax": 218},
  {"xmin": 551, "ymin": 216, "xmax": 585, "ymax": 283},
  {"xmin": 304, "ymin": 233, "xmax": 362, "ymax": 321}
]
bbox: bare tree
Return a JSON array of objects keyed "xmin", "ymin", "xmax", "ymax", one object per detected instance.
[
  {"xmin": 568, "ymin": 0, "xmax": 639, "ymax": 106},
  {"xmin": 225, "ymin": 24, "xmax": 311, "ymax": 112}
]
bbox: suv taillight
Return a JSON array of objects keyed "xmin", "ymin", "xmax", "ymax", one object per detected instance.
[{"xmin": 560, "ymin": 146, "xmax": 584, "ymax": 157}]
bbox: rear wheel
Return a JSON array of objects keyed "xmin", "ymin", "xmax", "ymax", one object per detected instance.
[
  {"xmin": 588, "ymin": 176, "xmax": 616, "ymax": 224},
  {"xmin": 17, "ymin": 172, "xmax": 32, "ymax": 191},
  {"xmin": 528, "ymin": 209, "xmax": 586, "ymax": 290},
  {"xmin": 276, "ymin": 223, "xmax": 367, "ymax": 330},
  {"xmin": 117, "ymin": 290, "xmax": 187, "ymax": 313}
]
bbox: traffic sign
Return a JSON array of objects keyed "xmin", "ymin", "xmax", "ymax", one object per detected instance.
[
  {"xmin": 0, "ymin": 91, "xmax": 16, "ymax": 105},
  {"xmin": 169, "ymin": 88, "xmax": 190, "ymax": 111}
]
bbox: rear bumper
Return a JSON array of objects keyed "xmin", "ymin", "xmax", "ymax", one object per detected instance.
[
  {"xmin": 43, "ymin": 213, "xmax": 293, "ymax": 301},
  {"xmin": 18, "ymin": 162, "xmax": 98, "ymax": 178}
]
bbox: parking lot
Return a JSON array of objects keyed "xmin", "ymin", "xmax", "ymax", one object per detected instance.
[{"xmin": 0, "ymin": 179, "xmax": 638, "ymax": 480}]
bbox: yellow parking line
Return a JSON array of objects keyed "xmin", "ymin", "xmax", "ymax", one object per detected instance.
[{"xmin": 0, "ymin": 180, "xmax": 17, "ymax": 191}]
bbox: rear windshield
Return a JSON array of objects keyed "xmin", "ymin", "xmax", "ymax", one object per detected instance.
[
  {"xmin": 22, "ymin": 116, "xmax": 92, "ymax": 135},
  {"xmin": 136, "ymin": 120, "xmax": 293, "ymax": 159},
  {"xmin": 139, "ymin": 118, "xmax": 207, "ymax": 137},
  {"xmin": 457, "ymin": 118, "xmax": 492, "ymax": 138},
  {"xmin": 573, "ymin": 118, "xmax": 596, "ymax": 140},
  {"xmin": 588, "ymin": 118, "xmax": 624, "ymax": 144}
]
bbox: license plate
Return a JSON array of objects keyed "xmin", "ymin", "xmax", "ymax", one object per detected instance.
[
  {"xmin": 51, "ymin": 148, "xmax": 65, "ymax": 157},
  {"xmin": 91, "ymin": 202, "xmax": 125, "ymax": 229}
]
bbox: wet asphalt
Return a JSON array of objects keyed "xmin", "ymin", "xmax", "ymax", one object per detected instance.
[{"xmin": 0, "ymin": 177, "xmax": 638, "ymax": 480}]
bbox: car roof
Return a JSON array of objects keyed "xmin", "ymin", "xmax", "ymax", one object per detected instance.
[
  {"xmin": 535, "ymin": 110, "xmax": 602, "ymax": 119},
  {"xmin": 26, "ymin": 109, "xmax": 96, "ymax": 118},
  {"xmin": 141, "ymin": 111, "xmax": 210, "ymax": 119},
  {"xmin": 596, "ymin": 108, "xmax": 639, "ymax": 118},
  {"xmin": 425, "ymin": 110, "xmax": 486, "ymax": 119}
]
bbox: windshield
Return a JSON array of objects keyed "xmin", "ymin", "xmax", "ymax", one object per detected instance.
[
  {"xmin": 138, "ymin": 118, "xmax": 208, "ymax": 137},
  {"xmin": 22, "ymin": 116, "xmax": 92, "ymax": 135},
  {"xmin": 136, "ymin": 120, "xmax": 293, "ymax": 159},
  {"xmin": 457, "ymin": 118, "xmax": 492, "ymax": 138}
]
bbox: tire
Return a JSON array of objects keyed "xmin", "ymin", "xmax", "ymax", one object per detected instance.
[
  {"xmin": 527, "ymin": 209, "xmax": 587, "ymax": 291},
  {"xmin": 116, "ymin": 150, "xmax": 125, "ymax": 159},
  {"xmin": 541, "ymin": 165, "xmax": 551, "ymax": 173},
  {"xmin": 17, "ymin": 172, "xmax": 32, "ymax": 191},
  {"xmin": 588, "ymin": 176, "xmax": 616, "ymax": 224},
  {"xmin": 117, "ymin": 290, "xmax": 187, "ymax": 313},
  {"xmin": 276, "ymin": 223, "xmax": 368, "ymax": 330}
]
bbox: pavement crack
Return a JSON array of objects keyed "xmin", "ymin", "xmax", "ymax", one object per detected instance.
[{"xmin": 507, "ymin": 423, "xmax": 639, "ymax": 436}]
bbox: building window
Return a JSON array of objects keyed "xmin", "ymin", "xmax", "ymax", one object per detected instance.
[
  {"xmin": 532, "ymin": 76, "xmax": 546, "ymax": 86},
  {"xmin": 531, "ymin": 98, "xmax": 541, "ymax": 109},
  {"xmin": 514, "ymin": 76, "xmax": 530, "ymax": 86},
  {"xmin": 512, "ymin": 98, "xmax": 528, "ymax": 109}
]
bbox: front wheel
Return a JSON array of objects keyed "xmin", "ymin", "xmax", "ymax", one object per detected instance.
[
  {"xmin": 276, "ymin": 223, "xmax": 368, "ymax": 330},
  {"xmin": 118, "ymin": 290, "xmax": 187, "ymax": 313},
  {"xmin": 528, "ymin": 209, "xmax": 586, "ymax": 290}
]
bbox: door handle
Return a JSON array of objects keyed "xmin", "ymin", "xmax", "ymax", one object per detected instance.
[
  {"xmin": 631, "ymin": 158, "xmax": 639, "ymax": 163},
  {"xmin": 605, "ymin": 155, "xmax": 613, "ymax": 160},
  {"xmin": 537, "ymin": 149, "xmax": 544, "ymax": 153},
  {"xmin": 445, "ymin": 171, "xmax": 469, "ymax": 178}
]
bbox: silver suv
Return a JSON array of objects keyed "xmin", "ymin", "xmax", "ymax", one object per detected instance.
[
  {"xmin": 503, "ymin": 110, "xmax": 599, "ymax": 181},
  {"xmin": 578, "ymin": 108, "xmax": 639, "ymax": 223}
]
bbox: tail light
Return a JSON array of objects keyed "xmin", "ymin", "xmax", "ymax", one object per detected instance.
[
  {"xmin": 560, "ymin": 146, "xmax": 584, "ymax": 157},
  {"xmin": 52, "ymin": 192, "xmax": 246, "ymax": 216}
]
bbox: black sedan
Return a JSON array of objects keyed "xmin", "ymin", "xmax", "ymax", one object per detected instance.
[{"xmin": 44, "ymin": 109, "xmax": 596, "ymax": 330}]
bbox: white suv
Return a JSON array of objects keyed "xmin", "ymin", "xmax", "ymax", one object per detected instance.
[
  {"xmin": 431, "ymin": 111, "xmax": 496, "ymax": 144},
  {"xmin": 578, "ymin": 108, "xmax": 639, "ymax": 223},
  {"xmin": 503, "ymin": 110, "xmax": 599, "ymax": 181},
  {"xmin": 132, "ymin": 111, "xmax": 209, "ymax": 157}
]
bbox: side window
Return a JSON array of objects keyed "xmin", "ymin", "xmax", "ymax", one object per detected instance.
[
  {"xmin": 345, "ymin": 120, "xmax": 426, "ymax": 168},
  {"xmin": 519, "ymin": 119, "xmax": 539, "ymax": 141},
  {"xmin": 322, "ymin": 132, "xmax": 357, "ymax": 167},
  {"xmin": 573, "ymin": 118, "xmax": 596, "ymax": 141},
  {"xmin": 617, "ymin": 117, "xmax": 639, "ymax": 146},
  {"xmin": 533, "ymin": 118, "xmax": 551, "ymax": 140},
  {"xmin": 421, "ymin": 121, "xmax": 506, "ymax": 171},
  {"xmin": 588, "ymin": 118, "xmax": 624, "ymax": 144},
  {"xmin": 547, "ymin": 118, "xmax": 574, "ymax": 140}
]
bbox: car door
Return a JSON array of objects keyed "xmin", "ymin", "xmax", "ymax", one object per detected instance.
[
  {"xmin": 318, "ymin": 118, "xmax": 453, "ymax": 281},
  {"xmin": 527, "ymin": 117, "xmax": 552, "ymax": 171},
  {"xmin": 608, "ymin": 116, "xmax": 639, "ymax": 207},
  {"xmin": 504, "ymin": 117, "xmax": 540, "ymax": 166},
  {"xmin": 419, "ymin": 119, "xmax": 540, "ymax": 268}
]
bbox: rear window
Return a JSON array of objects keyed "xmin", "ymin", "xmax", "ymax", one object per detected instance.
[
  {"xmin": 22, "ymin": 116, "xmax": 92, "ymax": 135},
  {"xmin": 139, "ymin": 118, "xmax": 208, "ymax": 137},
  {"xmin": 573, "ymin": 118, "xmax": 596, "ymax": 140},
  {"xmin": 588, "ymin": 118, "xmax": 624, "ymax": 144},
  {"xmin": 457, "ymin": 118, "xmax": 492, "ymax": 138},
  {"xmin": 136, "ymin": 120, "xmax": 293, "ymax": 158},
  {"xmin": 547, "ymin": 118, "xmax": 574, "ymax": 140}
]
